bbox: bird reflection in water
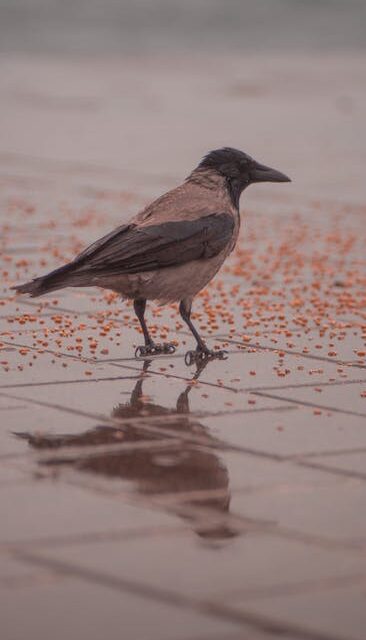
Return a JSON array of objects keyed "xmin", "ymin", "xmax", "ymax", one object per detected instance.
[{"xmin": 17, "ymin": 358, "xmax": 237, "ymax": 539}]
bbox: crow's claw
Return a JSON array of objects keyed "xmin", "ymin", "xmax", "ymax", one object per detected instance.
[
  {"xmin": 163, "ymin": 343, "xmax": 177, "ymax": 355},
  {"xmin": 135, "ymin": 343, "xmax": 176, "ymax": 359},
  {"xmin": 216, "ymin": 349, "xmax": 229, "ymax": 360},
  {"xmin": 184, "ymin": 349, "xmax": 228, "ymax": 366}
]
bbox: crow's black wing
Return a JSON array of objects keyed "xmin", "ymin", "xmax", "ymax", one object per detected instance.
[
  {"xmin": 74, "ymin": 213, "xmax": 234, "ymax": 275},
  {"xmin": 12, "ymin": 213, "xmax": 234, "ymax": 297},
  {"xmin": 75, "ymin": 223, "xmax": 132, "ymax": 262}
]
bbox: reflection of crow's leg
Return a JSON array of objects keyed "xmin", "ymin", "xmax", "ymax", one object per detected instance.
[
  {"xmin": 134, "ymin": 298, "xmax": 176, "ymax": 358},
  {"xmin": 176, "ymin": 356, "xmax": 211, "ymax": 413},
  {"xmin": 130, "ymin": 359, "xmax": 151, "ymax": 407},
  {"xmin": 179, "ymin": 298, "xmax": 228, "ymax": 365}
]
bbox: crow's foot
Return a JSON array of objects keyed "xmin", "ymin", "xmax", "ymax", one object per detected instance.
[
  {"xmin": 184, "ymin": 348, "xmax": 228, "ymax": 366},
  {"xmin": 135, "ymin": 343, "xmax": 176, "ymax": 359}
]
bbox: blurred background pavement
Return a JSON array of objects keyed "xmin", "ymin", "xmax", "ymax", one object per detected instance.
[{"xmin": 0, "ymin": 0, "xmax": 365, "ymax": 203}]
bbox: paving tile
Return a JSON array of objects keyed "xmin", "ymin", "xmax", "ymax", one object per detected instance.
[
  {"xmin": 218, "ymin": 452, "xmax": 344, "ymax": 494},
  {"xmin": 15, "ymin": 288, "xmax": 130, "ymax": 315},
  {"xmin": 0, "ymin": 403, "xmax": 105, "ymax": 456},
  {"xmin": 0, "ymin": 318, "xmax": 177, "ymax": 365},
  {"xmin": 254, "ymin": 382, "xmax": 366, "ymax": 417},
  {"xmin": 0, "ymin": 347, "xmax": 119, "ymax": 388},
  {"xmin": 6, "ymin": 412, "xmax": 350, "ymax": 541},
  {"xmin": 230, "ymin": 480, "xmax": 366, "ymax": 544},
  {"xmin": 26, "ymin": 533, "xmax": 366, "ymax": 603},
  {"xmin": 2, "ymin": 312, "xmax": 364, "ymax": 381},
  {"xmin": 227, "ymin": 327, "xmax": 366, "ymax": 367},
  {"xmin": 183, "ymin": 633, "xmax": 290, "ymax": 640},
  {"xmin": 184, "ymin": 635, "xmax": 280, "ymax": 640},
  {"xmin": 0, "ymin": 310, "xmax": 72, "ymax": 335},
  {"xmin": 201, "ymin": 407, "xmax": 366, "ymax": 457},
  {"xmin": 0, "ymin": 553, "xmax": 62, "ymax": 589},
  {"xmin": 0, "ymin": 575, "xmax": 242, "ymax": 640},
  {"xmin": 0, "ymin": 461, "xmax": 29, "ymax": 486},
  {"xmin": 0, "ymin": 297, "xmax": 56, "ymax": 319},
  {"xmin": 14, "ymin": 430, "xmax": 342, "ymax": 526},
  {"xmin": 112, "ymin": 349, "xmax": 362, "ymax": 391},
  {"xmin": 0, "ymin": 370, "xmax": 280, "ymax": 418},
  {"xmin": 302, "ymin": 451, "xmax": 366, "ymax": 479},
  {"xmin": 2, "ymin": 294, "xmax": 198, "ymax": 348},
  {"xmin": 22, "ymin": 288, "xmax": 142, "ymax": 316},
  {"xmin": 0, "ymin": 316, "xmax": 50, "ymax": 335},
  {"xmin": 0, "ymin": 395, "xmax": 24, "ymax": 412},
  {"xmin": 1, "ymin": 482, "xmax": 183, "ymax": 546},
  {"xmin": 229, "ymin": 583, "xmax": 366, "ymax": 640}
]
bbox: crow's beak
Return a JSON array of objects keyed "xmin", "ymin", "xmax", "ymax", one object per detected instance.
[{"xmin": 250, "ymin": 162, "xmax": 291, "ymax": 183}]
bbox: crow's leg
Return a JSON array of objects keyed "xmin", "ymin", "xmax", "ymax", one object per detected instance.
[
  {"xmin": 179, "ymin": 299, "xmax": 206, "ymax": 351},
  {"xmin": 134, "ymin": 299, "xmax": 152, "ymax": 347},
  {"xmin": 133, "ymin": 298, "xmax": 176, "ymax": 358},
  {"xmin": 179, "ymin": 298, "xmax": 228, "ymax": 365}
]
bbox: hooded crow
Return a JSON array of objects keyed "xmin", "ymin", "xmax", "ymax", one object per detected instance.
[{"xmin": 12, "ymin": 148, "xmax": 290, "ymax": 362}]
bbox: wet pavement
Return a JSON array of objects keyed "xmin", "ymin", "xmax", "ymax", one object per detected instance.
[{"xmin": 1, "ymin": 53, "xmax": 366, "ymax": 640}]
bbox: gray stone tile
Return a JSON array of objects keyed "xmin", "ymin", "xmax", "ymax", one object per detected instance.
[
  {"xmin": 227, "ymin": 328, "xmax": 366, "ymax": 367},
  {"xmin": 18, "ymin": 288, "xmax": 130, "ymax": 315},
  {"xmin": 0, "ymin": 347, "xmax": 118, "ymax": 388},
  {"xmin": 0, "ymin": 316, "xmax": 177, "ymax": 364},
  {"xmin": 0, "ymin": 553, "xmax": 62, "ymax": 589},
  {"xmin": 303, "ymin": 451, "xmax": 366, "ymax": 479},
  {"xmin": 0, "ymin": 395, "xmax": 24, "ymax": 412},
  {"xmin": 254, "ymin": 382, "xmax": 366, "ymax": 417},
  {"xmin": 1, "ymin": 482, "xmax": 183, "ymax": 546},
  {"xmin": 16, "ymin": 437, "xmax": 341, "ymax": 515},
  {"xmin": 201, "ymin": 407, "xmax": 366, "ymax": 457},
  {"xmin": 219, "ymin": 452, "xmax": 344, "ymax": 493},
  {"xmin": 0, "ymin": 310, "xmax": 66, "ymax": 334},
  {"xmin": 183, "ymin": 633, "xmax": 294, "ymax": 640},
  {"xmin": 0, "ymin": 403, "xmax": 104, "ymax": 456},
  {"xmin": 0, "ymin": 297, "xmax": 55, "ymax": 318},
  {"xmin": 26, "ymin": 533, "xmax": 366, "ymax": 602},
  {"xmin": 1, "ymin": 294, "xmax": 205, "ymax": 356},
  {"xmin": 0, "ymin": 575, "xmax": 242, "ymax": 640},
  {"xmin": 229, "ymin": 583, "xmax": 366, "ymax": 640},
  {"xmin": 5, "ymin": 418, "xmax": 347, "ymax": 541},
  {"xmin": 0, "ymin": 371, "xmax": 278, "ymax": 418},
  {"xmin": 113, "ymin": 349, "xmax": 361, "ymax": 391},
  {"xmin": 230, "ymin": 480, "xmax": 366, "ymax": 544},
  {"xmin": 23, "ymin": 289, "xmax": 148, "ymax": 318},
  {"xmin": 0, "ymin": 460, "xmax": 29, "ymax": 486}
]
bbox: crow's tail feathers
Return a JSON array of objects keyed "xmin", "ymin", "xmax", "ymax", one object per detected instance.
[
  {"xmin": 11, "ymin": 262, "xmax": 75, "ymax": 298},
  {"xmin": 11, "ymin": 277, "xmax": 56, "ymax": 297}
]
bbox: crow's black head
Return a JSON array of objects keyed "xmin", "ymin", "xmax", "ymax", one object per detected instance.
[{"xmin": 198, "ymin": 147, "xmax": 291, "ymax": 208}]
